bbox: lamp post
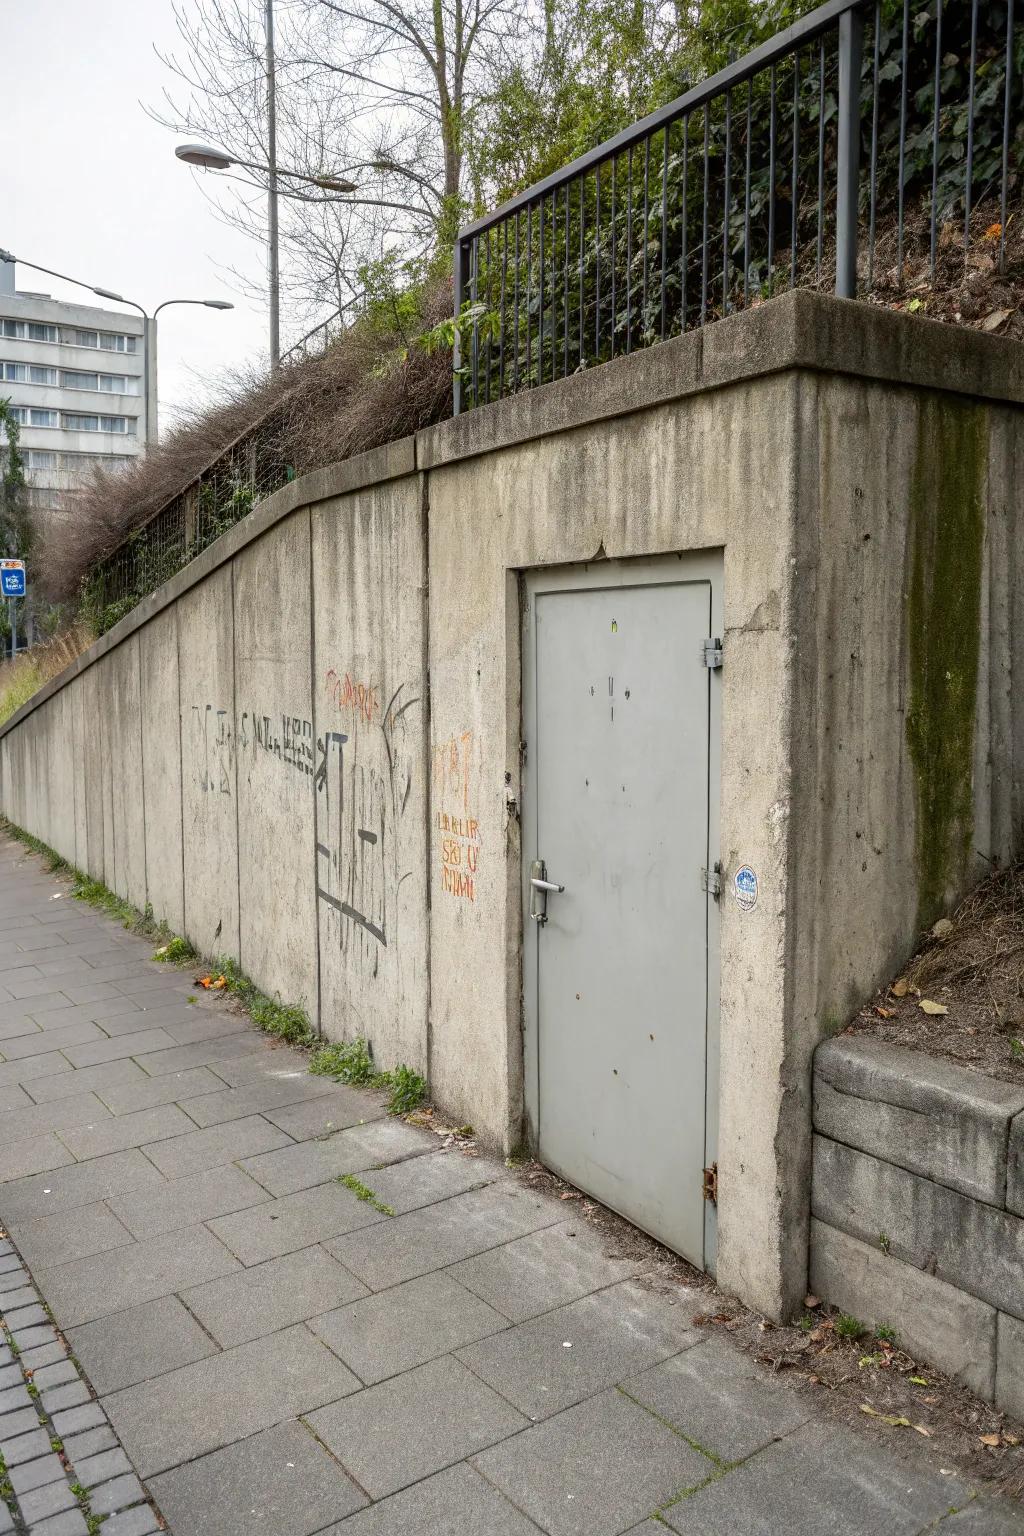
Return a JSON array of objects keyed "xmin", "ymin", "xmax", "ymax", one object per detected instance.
[
  {"xmin": 175, "ymin": 142, "xmax": 358, "ymax": 373},
  {"xmin": 0, "ymin": 251, "xmax": 231, "ymax": 445}
]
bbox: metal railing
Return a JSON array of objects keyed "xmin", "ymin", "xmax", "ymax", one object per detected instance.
[{"xmin": 452, "ymin": 0, "xmax": 1021, "ymax": 413}]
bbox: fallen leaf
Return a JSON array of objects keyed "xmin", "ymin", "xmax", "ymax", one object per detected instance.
[
  {"xmin": 197, "ymin": 975, "xmax": 213, "ymax": 988},
  {"xmin": 907, "ymin": 298, "xmax": 924, "ymax": 313},
  {"xmin": 804, "ymin": 1293, "xmax": 820, "ymax": 1309},
  {"xmin": 1004, "ymin": 1433, "xmax": 1020, "ymax": 1446},
  {"xmin": 914, "ymin": 1425, "xmax": 933, "ymax": 1437},
  {"xmin": 909, "ymin": 1376, "xmax": 929, "ymax": 1386},
  {"xmin": 875, "ymin": 1006, "xmax": 896, "ymax": 1019},
  {"xmin": 892, "ymin": 978, "xmax": 910, "ymax": 997},
  {"xmin": 984, "ymin": 221, "xmax": 1003, "ymax": 240},
  {"xmin": 980, "ymin": 1433, "xmax": 1001, "ymax": 1447},
  {"xmin": 931, "ymin": 917, "xmax": 953, "ymax": 938},
  {"xmin": 861, "ymin": 1405, "xmax": 914, "ymax": 1428},
  {"xmin": 919, "ymin": 999, "xmax": 948, "ymax": 1016},
  {"xmin": 980, "ymin": 308, "xmax": 1012, "ymax": 333}
]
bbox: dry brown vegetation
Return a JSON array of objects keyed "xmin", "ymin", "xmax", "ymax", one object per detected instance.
[
  {"xmin": 35, "ymin": 276, "xmax": 454, "ymax": 605},
  {"xmin": 0, "ymin": 624, "xmax": 94, "ymax": 725}
]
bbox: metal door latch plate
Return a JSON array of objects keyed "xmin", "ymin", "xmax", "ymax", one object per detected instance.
[
  {"xmin": 702, "ymin": 637, "xmax": 724, "ymax": 669},
  {"xmin": 702, "ymin": 1162, "xmax": 718, "ymax": 1204}
]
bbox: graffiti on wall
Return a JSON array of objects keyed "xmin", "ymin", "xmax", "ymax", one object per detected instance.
[
  {"xmin": 190, "ymin": 704, "xmax": 232, "ymax": 795},
  {"xmin": 433, "ymin": 730, "xmax": 480, "ymax": 902},
  {"xmin": 238, "ymin": 710, "xmax": 314, "ymax": 780},
  {"xmin": 316, "ymin": 674, "xmax": 421, "ymax": 962}
]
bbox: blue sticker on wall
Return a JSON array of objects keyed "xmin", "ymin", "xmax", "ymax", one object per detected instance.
[{"xmin": 734, "ymin": 865, "xmax": 758, "ymax": 912}]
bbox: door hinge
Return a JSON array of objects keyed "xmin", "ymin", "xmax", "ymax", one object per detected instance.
[
  {"xmin": 701, "ymin": 862, "xmax": 722, "ymax": 900},
  {"xmin": 702, "ymin": 1162, "xmax": 718, "ymax": 1204},
  {"xmin": 702, "ymin": 637, "xmax": 724, "ymax": 670}
]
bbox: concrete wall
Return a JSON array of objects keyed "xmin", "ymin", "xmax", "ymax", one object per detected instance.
[
  {"xmin": 2, "ymin": 291, "xmax": 1023, "ymax": 1325},
  {"xmin": 812, "ymin": 1036, "xmax": 1024, "ymax": 1417}
]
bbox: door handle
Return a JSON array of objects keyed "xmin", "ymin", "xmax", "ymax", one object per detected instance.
[{"xmin": 530, "ymin": 860, "xmax": 564, "ymax": 924}]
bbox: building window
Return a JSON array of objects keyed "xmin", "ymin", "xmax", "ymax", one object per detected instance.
[
  {"xmin": 1, "ymin": 319, "xmax": 58, "ymax": 343},
  {"xmin": 98, "ymin": 374, "xmax": 139, "ymax": 395},
  {"xmin": 62, "ymin": 370, "xmax": 100, "ymax": 391},
  {"xmin": 6, "ymin": 406, "xmax": 27, "ymax": 424},
  {"xmin": 26, "ymin": 450, "xmax": 57, "ymax": 470},
  {"xmin": 30, "ymin": 365, "xmax": 58, "ymax": 385},
  {"xmin": 99, "ymin": 333, "xmax": 137, "ymax": 354},
  {"xmin": 62, "ymin": 412, "xmax": 135, "ymax": 434},
  {"xmin": 1, "ymin": 362, "xmax": 26, "ymax": 382},
  {"xmin": 72, "ymin": 329, "xmax": 99, "ymax": 348},
  {"xmin": 29, "ymin": 409, "xmax": 59, "ymax": 428}
]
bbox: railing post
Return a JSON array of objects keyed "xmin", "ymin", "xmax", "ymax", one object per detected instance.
[
  {"xmin": 452, "ymin": 237, "xmax": 470, "ymax": 416},
  {"xmin": 836, "ymin": 6, "xmax": 864, "ymax": 299}
]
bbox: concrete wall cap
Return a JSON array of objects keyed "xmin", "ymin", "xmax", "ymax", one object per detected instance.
[{"xmin": 816, "ymin": 1034, "xmax": 1024, "ymax": 1121}]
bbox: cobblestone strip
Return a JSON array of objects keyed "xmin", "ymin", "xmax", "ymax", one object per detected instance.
[{"xmin": 0, "ymin": 1236, "xmax": 166, "ymax": 1536}]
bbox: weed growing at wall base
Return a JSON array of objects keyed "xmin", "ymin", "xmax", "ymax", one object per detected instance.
[
  {"xmin": 310, "ymin": 1036, "xmax": 427, "ymax": 1115},
  {"xmin": 0, "ymin": 818, "xmax": 172, "ymax": 940}
]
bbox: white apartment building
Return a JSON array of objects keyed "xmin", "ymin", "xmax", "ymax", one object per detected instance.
[{"xmin": 0, "ymin": 258, "xmax": 149, "ymax": 522}]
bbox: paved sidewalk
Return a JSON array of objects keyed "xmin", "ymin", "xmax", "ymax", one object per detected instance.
[{"xmin": 0, "ymin": 833, "xmax": 1021, "ymax": 1536}]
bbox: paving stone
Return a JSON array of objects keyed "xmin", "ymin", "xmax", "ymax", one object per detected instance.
[
  {"xmin": 9, "ymin": 1325, "xmax": 56, "ymax": 1351},
  {"xmin": 0, "ymin": 1283, "xmax": 36, "ymax": 1309},
  {"xmin": 50, "ymin": 1402, "xmax": 107, "ymax": 1437},
  {"xmin": 0, "ymin": 1382, "xmax": 31, "ymax": 1415},
  {"xmin": 58, "ymin": 1104, "xmax": 197, "ymax": 1162},
  {"xmin": 149, "ymin": 1418, "xmax": 367, "ymax": 1536},
  {"xmin": 36, "ymin": 1222, "xmax": 240, "ymax": 1326},
  {"xmin": 0, "ymin": 1084, "xmax": 32, "ymax": 1112},
  {"xmin": 0, "ymin": 1252, "xmax": 26, "ymax": 1274},
  {"xmin": 362, "ymin": 1151, "xmax": 506, "ymax": 1216},
  {"xmin": 0, "ymin": 1361, "xmax": 22, "ymax": 1388},
  {"xmin": 182, "ymin": 1244, "xmax": 367, "ymax": 1347},
  {"xmin": 95, "ymin": 1066, "xmax": 227, "ymax": 1115},
  {"xmin": 63, "ymin": 1030, "xmax": 178, "ymax": 1069},
  {"xmin": 22, "ymin": 1060, "xmax": 149, "ymax": 1105},
  {"xmin": 624, "ymin": 1337, "xmax": 816, "ymax": 1462},
  {"xmin": 208, "ymin": 1182, "xmax": 384, "ymax": 1266},
  {"xmin": 312, "ymin": 1270, "xmax": 507, "ymax": 1385},
  {"xmin": 74, "ymin": 1446, "xmax": 133, "ymax": 1488},
  {"xmin": 157, "ymin": 1012, "xmax": 258, "ymax": 1045},
  {"xmin": 240, "ymin": 1119, "xmax": 435, "ymax": 1197},
  {"xmin": 2, "ymin": 1427, "xmax": 51, "ymax": 1465},
  {"xmin": 308, "ymin": 1354, "xmax": 528, "ymax": 1499},
  {"xmin": 204, "ymin": 1045, "xmax": 312, "ymax": 1086},
  {"xmin": 0, "ymin": 1053, "xmax": 72, "ymax": 1088},
  {"xmin": 11, "ymin": 1202, "xmax": 134, "ymax": 1272},
  {"xmin": 0, "ymin": 1133, "xmax": 77, "ymax": 1184},
  {"xmin": 139, "ymin": 1115, "xmax": 292, "ymax": 1179},
  {"xmin": 9, "ymin": 1451, "xmax": 67, "ymax": 1495},
  {"xmin": 0, "ymin": 1150, "xmax": 163, "ymax": 1224},
  {"xmin": 661, "ymin": 1421, "xmax": 972, "ymax": 1535},
  {"xmin": 31, "ymin": 1360, "xmax": 78, "ymax": 1391},
  {"xmin": 19, "ymin": 1342, "xmax": 67, "ymax": 1372},
  {"xmin": 0, "ymin": 1504, "xmax": 11, "ymax": 1536},
  {"xmin": 89, "ymin": 1472, "xmax": 148, "ymax": 1515},
  {"xmin": 18, "ymin": 1477, "xmax": 78, "ymax": 1523},
  {"xmin": 99, "ymin": 1507, "xmax": 161, "ymax": 1536},
  {"xmin": 32, "ymin": 1507, "xmax": 89, "ymax": 1535},
  {"xmin": 262, "ymin": 1089, "xmax": 381, "ymax": 1141},
  {"xmin": 107, "ymin": 1163, "xmax": 270, "ymax": 1241},
  {"xmin": 0, "ymin": 1016, "xmax": 42, "ymax": 1042},
  {"xmin": 177, "ymin": 1074, "xmax": 338, "ymax": 1129},
  {"xmin": 1, "ymin": 1022, "xmax": 107, "ymax": 1059},
  {"xmin": 6, "ymin": 1304, "xmax": 48, "ymax": 1331},
  {"xmin": 137, "ymin": 1035, "xmax": 268, "ymax": 1077},
  {"xmin": 937, "ymin": 1497, "xmax": 1024, "ymax": 1532},
  {"xmin": 0, "ymin": 1406, "xmax": 41, "ymax": 1439},
  {"xmin": 104, "ymin": 1325, "xmax": 360, "ymax": 1476},
  {"xmin": 456, "ymin": 1282, "xmax": 703, "ymax": 1422},
  {"xmin": 93, "ymin": 1010, "xmax": 181, "ymax": 1038},
  {"xmin": 323, "ymin": 1463, "xmax": 542, "ymax": 1536},
  {"xmin": 327, "ymin": 1183, "xmax": 563, "ymax": 1291},
  {"xmin": 61, "ymin": 1424, "xmax": 118, "ymax": 1462},
  {"xmin": 0, "ymin": 1093, "xmax": 113, "ymax": 1148},
  {"xmin": 475, "ymin": 1386, "xmax": 712, "ymax": 1536},
  {"xmin": 40, "ymin": 1380, "xmax": 91, "ymax": 1413}
]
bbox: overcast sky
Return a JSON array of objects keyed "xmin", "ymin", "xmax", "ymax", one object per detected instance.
[{"xmin": 5, "ymin": 0, "xmax": 274, "ymax": 429}]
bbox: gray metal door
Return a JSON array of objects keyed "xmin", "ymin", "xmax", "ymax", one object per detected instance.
[{"xmin": 522, "ymin": 555, "xmax": 721, "ymax": 1269}]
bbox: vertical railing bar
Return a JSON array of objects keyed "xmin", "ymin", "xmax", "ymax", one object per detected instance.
[
  {"xmin": 723, "ymin": 87, "xmax": 732, "ymax": 314},
  {"xmin": 744, "ymin": 81, "xmax": 752, "ymax": 307},
  {"xmin": 836, "ymin": 7, "xmax": 863, "ymax": 299},
  {"xmin": 470, "ymin": 235, "xmax": 479, "ymax": 410},
  {"xmin": 513, "ymin": 212, "xmax": 520, "ymax": 393},
  {"xmin": 595, "ymin": 163, "xmax": 602, "ymax": 359},
  {"xmin": 1001, "ymin": 0, "xmax": 1015, "ymax": 275},
  {"xmin": 682, "ymin": 115, "xmax": 689, "ymax": 329},
  {"xmin": 660, "ymin": 124, "xmax": 669, "ymax": 340},
  {"xmin": 563, "ymin": 182, "xmax": 570, "ymax": 378},
  {"xmin": 643, "ymin": 134, "xmax": 651, "ymax": 340},
  {"xmin": 611, "ymin": 155, "xmax": 618, "ymax": 356},
  {"xmin": 930, "ymin": 0, "xmax": 943, "ymax": 278},
  {"xmin": 897, "ymin": 0, "xmax": 909, "ymax": 283},
  {"xmin": 579, "ymin": 175, "xmax": 585, "ymax": 366},
  {"xmin": 499, "ymin": 218, "xmax": 507, "ymax": 397},
  {"xmin": 700, "ymin": 103, "xmax": 710, "ymax": 323},
  {"xmin": 791, "ymin": 50, "xmax": 800, "ymax": 288},
  {"xmin": 868, "ymin": 0, "xmax": 880, "ymax": 287},
  {"xmin": 526, "ymin": 202, "xmax": 533, "ymax": 388},
  {"xmin": 538, "ymin": 196, "xmax": 545, "ymax": 386},
  {"xmin": 964, "ymin": 0, "xmax": 980, "ymax": 249},
  {"xmin": 816, "ymin": 37, "xmax": 826, "ymax": 282},
  {"xmin": 768, "ymin": 63, "xmax": 777, "ymax": 293},
  {"xmin": 626, "ymin": 144, "xmax": 634, "ymax": 353},
  {"xmin": 452, "ymin": 235, "xmax": 469, "ymax": 415},
  {"xmin": 483, "ymin": 227, "xmax": 491, "ymax": 406}
]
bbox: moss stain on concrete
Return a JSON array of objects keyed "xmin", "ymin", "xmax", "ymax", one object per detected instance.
[{"xmin": 906, "ymin": 397, "xmax": 987, "ymax": 924}]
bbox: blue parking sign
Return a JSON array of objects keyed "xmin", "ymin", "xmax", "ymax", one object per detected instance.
[{"xmin": 1, "ymin": 562, "xmax": 26, "ymax": 597}]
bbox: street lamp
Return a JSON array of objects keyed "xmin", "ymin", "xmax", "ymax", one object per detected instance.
[
  {"xmin": 0, "ymin": 251, "xmax": 232, "ymax": 444},
  {"xmin": 176, "ymin": 141, "xmax": 358, "ymax": 372}
]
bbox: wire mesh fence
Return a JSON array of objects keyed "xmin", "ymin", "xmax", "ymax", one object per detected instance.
[{"xmin": 453, "ymin": 0, "xmax": 1022, "ymax": 412}]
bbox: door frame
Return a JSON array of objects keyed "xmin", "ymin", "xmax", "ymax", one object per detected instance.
[{"xmin": 520, "ymin": 549, "xmax": 723, "ymax": 1271}]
